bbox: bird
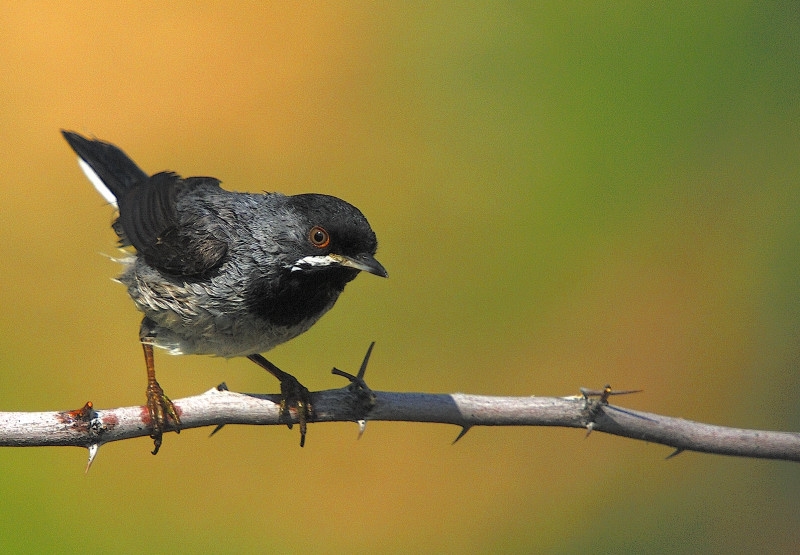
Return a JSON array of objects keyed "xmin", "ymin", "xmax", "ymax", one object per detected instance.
[{"xmin": 62, "ymin": 131, "xmax": 387, "ymax": 454}]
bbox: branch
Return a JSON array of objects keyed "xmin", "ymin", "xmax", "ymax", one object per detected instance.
[{"xmin": 1, "ymin": 384, "xmax": 798, "ymax": 468}]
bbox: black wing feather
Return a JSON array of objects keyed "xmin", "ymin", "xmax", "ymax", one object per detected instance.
[
  {"xmin": 118, "ymin": 173, "xmax": 229, "ymax": 277},
  {"xmin": 63, "ymin": 131, "xmax": 228, "ymax": 277},
  {"xmin": 117, "ymin": 171, "xmax": 179, "ymax": 255}
]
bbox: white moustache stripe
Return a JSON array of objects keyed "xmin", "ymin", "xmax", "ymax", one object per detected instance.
[{"xmin": 290, "ymin": 255, "xmax": 338, "ymax": 272}]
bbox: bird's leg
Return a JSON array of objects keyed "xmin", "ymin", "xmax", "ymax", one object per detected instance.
[
  {"xmin": 143, "ymin": 342, "xmax": 181, "ymax": 454},
  {"xmin": 246, "ymin": 354, "xmax": 312, "ymax": 447}
]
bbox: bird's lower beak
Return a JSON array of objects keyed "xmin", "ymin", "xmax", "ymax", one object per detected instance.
[{"xmin": 332, "ymin": 253, "xmax": 388, "ymax": 278}]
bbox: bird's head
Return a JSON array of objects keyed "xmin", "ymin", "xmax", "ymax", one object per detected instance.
[{"xmin": 283, "ymin": 193, "xmax": 387, "ymax": 281}]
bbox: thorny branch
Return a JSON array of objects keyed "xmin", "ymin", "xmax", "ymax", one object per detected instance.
[{"xmin": 0, "ymin": 345, "xmax": 798, "ymax": 469}]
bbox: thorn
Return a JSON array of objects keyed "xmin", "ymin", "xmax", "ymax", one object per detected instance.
[
  {"xmin": 332, "ymin": 344, "xmax": 377, "ymax": 431},
  {"xmin": 208, "ymin": 383, "xmax": 229, "ymax": 436},
  {"xmin": 64, "ymin": 401, "xmax": 95, "ymax": 422},
  {"xmin": 331, "ymin": 367, "xmax": 353, "ymax": 381},
  {"xmin": 85, "ymin": 443, "xmax": 100, "ymax": 473},
  {"xmin": 331, "ymin": 341, "xmax": 376, "ymax": 387},
  {"xmin": 585, "ymin": 422, "xmax": 595, "ymax": 438},
  {"xmin": 357, "ymin": 342, "xmax": 375, "ymax": 380},
  {"xmin": 452, "ymin": 425, "xmax": 471, "ymax": 444},
  {"xmin": 665, "ymin": 448, "xmax": 684, "ymax": 460},
  {"xmin": 580, "ymin": 385, "xmax": 643, "ymax": 402}
]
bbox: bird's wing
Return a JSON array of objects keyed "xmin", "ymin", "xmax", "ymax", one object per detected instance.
[{"xmin": 118, "ymin": 172, "xmax": 229, "ymax": 277}]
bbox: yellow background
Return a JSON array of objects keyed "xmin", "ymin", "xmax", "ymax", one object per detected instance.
[{"xmin": 1, "ymin": 3, "xmax": 798, "ymax": 553}]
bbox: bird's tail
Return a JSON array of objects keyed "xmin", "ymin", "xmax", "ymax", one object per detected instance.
[{"xmin": 61, "ymin": 130, "xmax": 148, "ymax": 207}]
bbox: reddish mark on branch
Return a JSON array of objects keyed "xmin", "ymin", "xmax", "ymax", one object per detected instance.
[
  {"xmin": 140, "ymin": 406, "xmax": 151, "ymax": 424},
  {"xmin": 56, "ymin": 401, "xmax": 95, "ymax": 431},
  {"xmin": 102, "ymin": 413, "xmax": 119, "ymax": 428}
]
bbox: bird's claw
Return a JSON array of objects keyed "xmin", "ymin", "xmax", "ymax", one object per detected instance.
[
  {"xmin": 247, "ymin": 354, "xmax": 313, "ymax": 447},
  {"xmin": 146, "ymin": 379, "xmax": 181, "ymax": 455},
  {"xmin": 276, "ymin": 373, "xmax": 313, "ymax": 448}
]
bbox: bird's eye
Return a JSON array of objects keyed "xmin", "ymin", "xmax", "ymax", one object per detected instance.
[{"xmin": 309, "ymin": 226, "xmax": 330, "ymax": 248}]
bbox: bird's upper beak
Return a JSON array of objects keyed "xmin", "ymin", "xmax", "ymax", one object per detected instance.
[{"xmin": 330, "ymin": 253, "xmax": 388, "ymax": 278}]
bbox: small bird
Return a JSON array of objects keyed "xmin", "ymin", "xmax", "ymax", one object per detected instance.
[{"xmin": 62, "ymin": 131, "xmax": 387, "ymax": 453}]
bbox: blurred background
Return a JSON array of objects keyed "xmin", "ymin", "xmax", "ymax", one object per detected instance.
[{"xmin": 1, "ymin": 2, "xmax": 798, "ymax": 553}]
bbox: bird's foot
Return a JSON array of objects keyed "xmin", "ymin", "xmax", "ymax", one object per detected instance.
[
  {"xmin": 145, "ymin": 379, "xmax": 181, "ymax": 455},
  {"xmin": 247, "ymin": 354, "xmax": 313, "ymax": 447},
  {"xmin": 277, "ymin": 372, "xmax": 313, "ymax": 447}
]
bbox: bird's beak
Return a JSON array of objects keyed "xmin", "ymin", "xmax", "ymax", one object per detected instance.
[
  {"xmin": 291, "ymin": 253, "xmax": 388, "ymax": 277},
  {"xmin": 330, "ymin": 253, "xmax": 388, "ymax": 278}
]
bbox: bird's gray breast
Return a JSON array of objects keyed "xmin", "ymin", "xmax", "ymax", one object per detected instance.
[{"xmin": 123, "ymin": 257, "xmax": 332, "ymax": 357}]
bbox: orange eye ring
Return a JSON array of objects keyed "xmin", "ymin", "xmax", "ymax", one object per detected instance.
[{"xmin": 309, "ymin": 226, "xmax": 330, "ymax": 248}]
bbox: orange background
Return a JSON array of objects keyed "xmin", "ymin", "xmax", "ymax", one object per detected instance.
[{"xmin": 1, "ymin": 3, "xmax": 798, "ymax": 553}]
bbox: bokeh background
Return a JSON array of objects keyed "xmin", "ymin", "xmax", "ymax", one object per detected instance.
[{"xmin": 1, "ymin": 2, "xmax": 798, "ymax": 553}]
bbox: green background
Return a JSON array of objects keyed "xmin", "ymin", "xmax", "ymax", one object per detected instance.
[{"xmin": 1, "ymin": 2, "xmax": 798, "ymax": 553}]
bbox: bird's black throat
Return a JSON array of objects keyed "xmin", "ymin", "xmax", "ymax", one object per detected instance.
[{"xmin": 246, "ymin": 267, "xmax": 359, "ymax": 327}]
